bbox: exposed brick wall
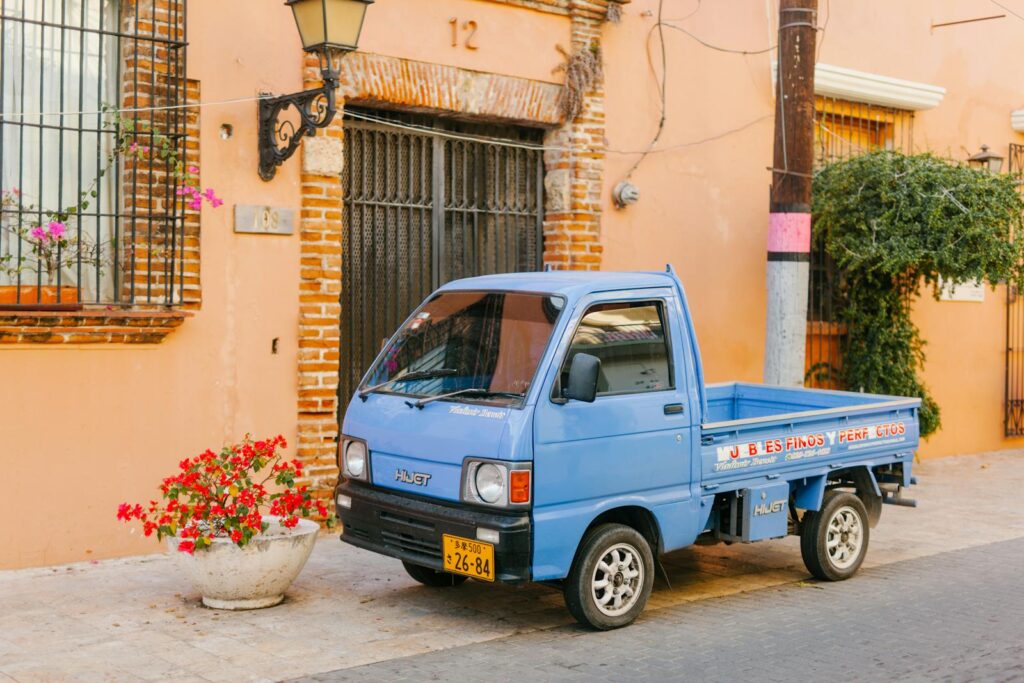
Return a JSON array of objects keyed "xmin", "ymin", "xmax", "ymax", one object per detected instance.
[
  {"xmin": 481, "ymin": 0, "xmax": 571, "ymax": 15},
  {"xmin": 178, "ymin": 80, "xmax": 202, "ymax": 310},
  {"xmin": 338, "ymin": 53, "xmax": 563, "ymax": 126},
  {"xmin": 121, "ymin": 0, "xmax": 199, "ymax": 310},
  {"xmin": 0, "ymin": 310, "xmax": 188, "ymax": 344},
  {"xmin": 541, "ymin": 0, "xmax": 609, "ymax": 271},
  {"xmin": 295, "ymin": 60, "xmax": 345, "ymax": 501}
]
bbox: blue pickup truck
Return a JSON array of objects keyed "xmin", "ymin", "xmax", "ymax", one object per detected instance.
[{"xmin": 335, "ymin": 268, "xmax": 920, "ymax": 629}]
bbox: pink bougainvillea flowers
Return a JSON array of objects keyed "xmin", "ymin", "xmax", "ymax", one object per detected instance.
[
  {"xmin": 29, "ymin": 221, "xmax": 67, "ymax": 242},
  {"xmin": 202, "ymin": 188, "xmax": 224, "ymax": 208}
]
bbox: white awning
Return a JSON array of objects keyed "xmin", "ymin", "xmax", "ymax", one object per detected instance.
[
  {"xmin": 1011, "ymin": 109, "xmax": 1024, "ymax": 132},
  {"xmin": 772, "ymin": 62, "xmax": 946, "ymax": 111}
]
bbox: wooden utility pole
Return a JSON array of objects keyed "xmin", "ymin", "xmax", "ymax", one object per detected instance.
[{"xmin": 764, "ymin": 0, "xmax": 817, "ymax": 386}]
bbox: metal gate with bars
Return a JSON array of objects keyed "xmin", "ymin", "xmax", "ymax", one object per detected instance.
[
  {"xmin": 339, "ymin": 109, "xmax": 545, "ymax": 417},
  {"xmin": 1005, "ymin": 143, "xmax": 1024, "ymax": 435}
]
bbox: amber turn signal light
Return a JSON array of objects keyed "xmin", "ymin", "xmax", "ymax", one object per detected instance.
[{"xmin": 510, "ymin": 470, "xmax": 531, "ymax": 504}]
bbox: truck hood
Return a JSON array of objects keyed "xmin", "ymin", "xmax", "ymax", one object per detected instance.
[{"xmin": 341, "ymin": 393, "xmax": 533, "ymax": 502}]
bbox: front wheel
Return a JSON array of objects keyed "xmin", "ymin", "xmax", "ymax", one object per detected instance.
[
  {"xmin": 402, "ymin": 561, "xmax": 468, "ymax": 587},
  {"xmin": 800, "ymin": 490, "xmax": 870, "ymax": 581},
  {"xmin": 563, "ymin": 524, "xmax": 654, "ymax": 630}
]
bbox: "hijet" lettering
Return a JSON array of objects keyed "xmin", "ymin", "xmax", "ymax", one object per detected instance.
[
  {"xmin": 753, "ymin": 499, "xmax": 786, "ymax": 516},
  {"xmin": 395, "ymin": 468, "xmax": 432, "ymax": 486}
]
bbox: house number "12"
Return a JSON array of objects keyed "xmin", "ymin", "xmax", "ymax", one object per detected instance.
[{"xmin": 449, "ymin": 18, "xmax": 479, "ymax": 50}]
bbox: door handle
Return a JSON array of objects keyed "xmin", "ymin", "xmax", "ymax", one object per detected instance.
[{"xmin": 663, "ymin": 403, "xmax": 685, "ymax": 415}]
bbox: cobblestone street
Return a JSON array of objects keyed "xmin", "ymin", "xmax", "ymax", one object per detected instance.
[
  {"xmin": 303, "ymin": 537, "xmax": 1024, "ymax": 683},
  {"xmin": 2, "ymin": 451, "xmax": 1023, "ymax": 682}
]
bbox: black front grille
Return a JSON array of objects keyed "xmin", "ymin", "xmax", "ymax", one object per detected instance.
[
  {"xmin": 380, "ymin": 510, "xmax": 435, "ymax": 531},
  {"xmin": 343, "ymin": 521, "xmax": 370, "ymax": 541},
  {"xmin": 380, "ymin": 529, "xmax": 441, "ymax": 559}
]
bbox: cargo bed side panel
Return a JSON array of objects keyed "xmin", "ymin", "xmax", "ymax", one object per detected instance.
[{"xmin": 700, "ymin": 402, "xmax": 919, "ymax": 490}]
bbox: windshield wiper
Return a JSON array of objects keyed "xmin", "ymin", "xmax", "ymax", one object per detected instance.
[
  {"xmin": 358, "ymin": 368, "xmax": 458, "ymax": 401},
  {"xmin": 406, "ymin": 388, "xmax": 525, "ymax": 410}
]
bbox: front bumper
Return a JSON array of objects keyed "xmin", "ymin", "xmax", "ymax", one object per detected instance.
[{"xmin": 335, "ymin": 480, "xmax": 532, "ymax": 583}]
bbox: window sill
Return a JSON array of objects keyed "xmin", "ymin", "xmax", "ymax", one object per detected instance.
[{"xmin": 0, "ymin": 308, "xmax": 191, "ymax": 344}]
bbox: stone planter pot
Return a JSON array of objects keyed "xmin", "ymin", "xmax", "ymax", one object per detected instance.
[{"xmin": 166, "ymin": 516, "xmax": 318, "ymax": 609}]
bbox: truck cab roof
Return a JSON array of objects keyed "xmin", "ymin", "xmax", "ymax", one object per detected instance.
[{"xmin": 436, "ymin": 270, "xmax": 681, "ymax": 300}]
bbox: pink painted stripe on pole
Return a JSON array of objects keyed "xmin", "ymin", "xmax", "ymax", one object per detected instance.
[{"xmin": 767, "ymin": 212, "xmax": 812, "ymax": 253}]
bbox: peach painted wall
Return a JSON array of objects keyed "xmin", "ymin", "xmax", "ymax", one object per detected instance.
[
  {"xmin": 599, "ymin": 0, "xmax": 1024, "ymax": 457},
  {"xmin": 3, "ymin": 0, "xmax": 1022, "ymax": 569}
]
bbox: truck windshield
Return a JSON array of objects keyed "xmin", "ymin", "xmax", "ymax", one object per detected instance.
[{"xmin": 361, "ymin": 291, "xmax": 564, "ymax": 406}]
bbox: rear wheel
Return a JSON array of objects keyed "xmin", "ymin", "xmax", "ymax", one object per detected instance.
[
  {"xmin": 402, "ymin": 561, "xmax": 468, "ymax": 587},
  {"xmin": 563, "ymin": 524, "xmax": 654, "ymax": 630},
  {"xmin": 800, "ymin": 490, "xmax": 869, "ymax": 581}
]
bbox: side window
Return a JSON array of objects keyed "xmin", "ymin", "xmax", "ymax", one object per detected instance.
[{"xmin": 556, "ymin": 300, "xmax": 674, "ymax": 398}]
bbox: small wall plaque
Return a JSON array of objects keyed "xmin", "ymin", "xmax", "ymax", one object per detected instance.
[
  {"xmin": 234, "ymin": 205, "xmax": 295, "ymax": 235},
  {"xmin": 938, "ymin": 277, "xmax": 985, "ymax": 303}
]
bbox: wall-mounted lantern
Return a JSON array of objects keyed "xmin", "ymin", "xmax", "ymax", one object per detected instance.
[
  {"xmin": 967, "ymin": 144, "xmax": 1004, "ymax": 174},
  {"xmin": 258, "ymin": 0, "xmax": 374, "ymax": 181}
]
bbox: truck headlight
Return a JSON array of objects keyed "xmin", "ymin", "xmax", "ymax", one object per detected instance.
[
  {"xmin": 342, "ymin": 439, "xmax": 369, "ymax": 480},
  {"xmin": 474, "ymin": 463, "xmax": 505, "ymax": 503},
  {"xmin": 461, "ymin": 459, "xmax": 531, "ymax": 508}
]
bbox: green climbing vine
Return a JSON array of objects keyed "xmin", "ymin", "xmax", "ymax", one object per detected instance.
[{"xmin": 812, "ymin": 150, "xmax": 1024, "ymax": 437}]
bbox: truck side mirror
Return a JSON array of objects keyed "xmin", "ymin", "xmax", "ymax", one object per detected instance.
[{"xmin": 565, "ymin": 352, "xmax": 601, "ymax": 403}]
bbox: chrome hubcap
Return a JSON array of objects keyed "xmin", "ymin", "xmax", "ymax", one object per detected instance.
[
  {"xmin": 826, "ymin": 505, "xmax": 863, "ymax": 570},
  {"xmin": 592, "ymin": 543, "xmax": 644, "ymax": 616}
]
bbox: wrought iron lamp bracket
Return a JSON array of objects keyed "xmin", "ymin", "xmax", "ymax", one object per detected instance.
[{"xmin": 257, "ymin": 67, "xmax": 339, "ymax": 181}]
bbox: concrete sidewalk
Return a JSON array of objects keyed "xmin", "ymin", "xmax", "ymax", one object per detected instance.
[{"xmin": 2, "ymin": 451, "xmax": 1023, "ymax": 682}]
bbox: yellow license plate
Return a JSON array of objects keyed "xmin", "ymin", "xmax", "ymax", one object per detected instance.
[{"xmin": 442, "ymin": 534, "xmax": 495, "ymax": 581}]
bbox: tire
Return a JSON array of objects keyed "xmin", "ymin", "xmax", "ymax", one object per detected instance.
[
  {"xmin": 402, "ymin": 561, "xmax": 468, "ymax": 587},
  {"xmin": 563, "ymin": 523, "xmax": 654, "ymax": 630},
  {"xmin": 800, "ymin": 490, "xmax": 870, "ymax": 581}
]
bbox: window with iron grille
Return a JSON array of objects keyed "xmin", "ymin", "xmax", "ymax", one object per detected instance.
[
  {"xmin": 0, "ymin": 0, "xmax": 188, "ymax": 309},
  {"xmin": 806, "ymin": 96, "xmax": 914, "ymax": 389}
]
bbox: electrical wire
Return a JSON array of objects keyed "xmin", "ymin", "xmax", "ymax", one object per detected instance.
[
  {"xmin": 0, "ymin": 89, "xmax": 772, "ymax": 159},
  {"xmin": 617, "ymin": 0, "xmax": 785, "ymax": 184},
  {"xmin": 816, "ymin": 0, "xmax": 831, "ymax": 61},
  {"xmin": 607, "ymin": 114, "xmax": 772, "ymax": 155},
  {"xmin": 991, "ymin": 0, "xmax": 1024, "ymax": 22},
  {"xmin": 340, "ymin": 109, "xmax": 571, "ymax": 152},
  {"xmin": 665, "ymin": 0, "xmax": 704, "ymax": 23},
  {"xmin": 0, "ymin": 94, "xmax": 267, "ymax": 119},
  {"xmin": 623, "ymin": 0, "xmax": 669, "ymax": 179},
  {"xmin": 662, "ymin": 23, "xmax": 776, "ymax": 54}
]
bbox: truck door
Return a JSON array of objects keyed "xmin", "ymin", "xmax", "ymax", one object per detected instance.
[{"xmin": 531, "ymin": 289, "xmax": 697, "ymax": 580}]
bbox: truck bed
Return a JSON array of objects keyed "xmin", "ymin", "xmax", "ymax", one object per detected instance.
[{"xmin": 700, "ymin": 382, "xmax": 920, "ymax": 488}]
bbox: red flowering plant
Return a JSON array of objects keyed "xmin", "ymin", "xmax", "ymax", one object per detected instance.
[{"xmin": 117, "ymin": 435, "xmax": 327, "ymax": 554}]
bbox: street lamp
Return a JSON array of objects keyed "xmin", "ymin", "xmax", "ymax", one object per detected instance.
[
  {"xmin": 967, "ymin": 144, "xmax": 1004, "ymax": 173},
  {"xmin": 258, "ymin": 0, "xmax": 374, "ymax": 181}
]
